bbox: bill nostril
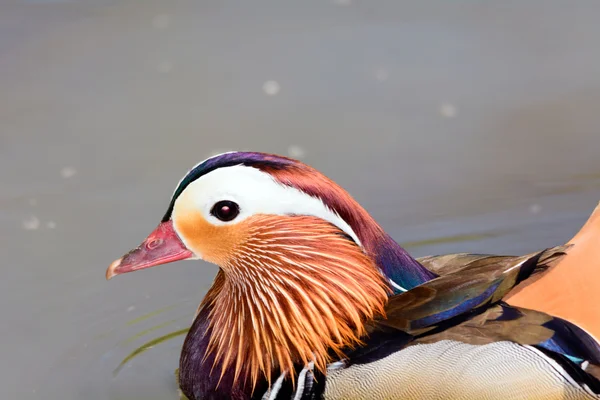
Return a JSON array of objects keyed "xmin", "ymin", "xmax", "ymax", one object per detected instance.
[{"xmin": 147, "ymin": 238, "xmax": 163, "ymax": 250}]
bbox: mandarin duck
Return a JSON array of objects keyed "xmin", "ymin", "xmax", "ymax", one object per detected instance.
[{"xmin": 107, "ymin": 151, "xmax": 600, "ymax": 400}]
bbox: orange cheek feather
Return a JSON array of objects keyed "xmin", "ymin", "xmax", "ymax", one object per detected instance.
[{"xmin": 172, "ymin": 195, "xmax": 248, "ymax": 266}]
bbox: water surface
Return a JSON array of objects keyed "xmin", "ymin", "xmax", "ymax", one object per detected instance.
[{"xmin": 2, "ymin": 1, "xmax": 600, "ymax": 398}]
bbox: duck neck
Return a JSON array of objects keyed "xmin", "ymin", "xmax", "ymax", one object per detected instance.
[
  {"xmin": 179, "ymin": 294, "xmax": 268, "ymax": 400},
  {"xmin": 258, "ymin": 164, "xmax": 437, "ymax": 292},
  {"xmin": 343, "ymin": 208, "xmax": 436, "ymax": 292},
  {"xmin": 368, "ymin": 231, "xmax": 437, "ymax": 293}
]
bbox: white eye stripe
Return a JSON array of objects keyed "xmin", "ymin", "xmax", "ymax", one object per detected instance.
[
  {"xmin": 170, "ymin": 151, "xmax": 238, "ymax": 200},
  {"xmin": 173, "ymin": 165, "xmax": 362, "ymax": 247}
]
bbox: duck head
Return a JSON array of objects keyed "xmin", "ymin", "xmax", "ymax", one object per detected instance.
[{"xmin": 107, "ymin": 151, "xmax": 435, "ymax": 388}]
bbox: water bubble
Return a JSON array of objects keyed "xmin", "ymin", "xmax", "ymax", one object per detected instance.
[
  {"xmin": 60, "ymin": 166, "xmax": 77, "ymax": 179},
  {"xmin": 374, "ymin": 67, "xmax": 389, "ymax": 82},
  {"xmin": 152, "ymin": 14, "xmax": 171, "ymax": 29},
  {"xmin": 46, "ymin": 221, "xmax": 57, "ymax": 229},
  {"xmin": 262, "ymin": 80, "xmax": 281, "ymax": 96},
  {"xmin": 287, "ymin": 145, "xmax": 306, "ymax": 159},
  {"xmin": 157, "ymin": 61, "xmax": 174, "ymax": 73},
  {"xmin": 440, "ymin": 103, "xmax": 458, "ymax": 118},
  {"xmin": 23, "ymin": 215, "xmax": 40, "ymax": 230},
  {"xmin": 529, "ymin": 204, "xmax": 542, "ymax": 214},
  {"xmin": 127, "ymin": 306, "xmax": 136, "ymax": 312}
]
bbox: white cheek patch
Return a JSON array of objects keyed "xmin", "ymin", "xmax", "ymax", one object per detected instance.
[{"xmin": 172, "ymin": 165, "xmax": 361, "ymax": 247}]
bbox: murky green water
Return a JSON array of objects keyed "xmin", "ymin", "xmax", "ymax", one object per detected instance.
[{"xmin": 2, "ymin": 1, "xmax": 600, "ymax": 399}]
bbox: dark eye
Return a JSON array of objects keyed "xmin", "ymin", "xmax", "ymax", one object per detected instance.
[{"xmin": 210, "ymin": 200, "xmax": 240, "ymax": 222}]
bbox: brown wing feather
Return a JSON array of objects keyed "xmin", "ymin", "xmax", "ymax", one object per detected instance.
[
  {"xmin": 412, "ymin": 305, "xmax": 554, "ymax": 347},
  {"xmin": 417, "ymin": 246, "xmax": 568, "ymax": 278},
  {"xmin": 377, "ymin": 246, "xmax": 569, "ymax": 335}
]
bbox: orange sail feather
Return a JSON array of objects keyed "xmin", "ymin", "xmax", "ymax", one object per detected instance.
[{"xmin": 506, "ymin": 202, "xmax": 600, "ymax": 342}]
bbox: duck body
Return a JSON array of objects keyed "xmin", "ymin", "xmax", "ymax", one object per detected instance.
[
  {"xmin": 107, "ymin": 152, "xmax": 600, "ymax": 400},
  {"xmin": 180, "ymin": 248, "xmax": 600, "ymax": 400}
]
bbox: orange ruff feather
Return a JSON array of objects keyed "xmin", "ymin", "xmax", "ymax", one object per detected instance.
[{"xmin": 198, "ymin": 215, "xmax": 389, "ymax": 389}]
